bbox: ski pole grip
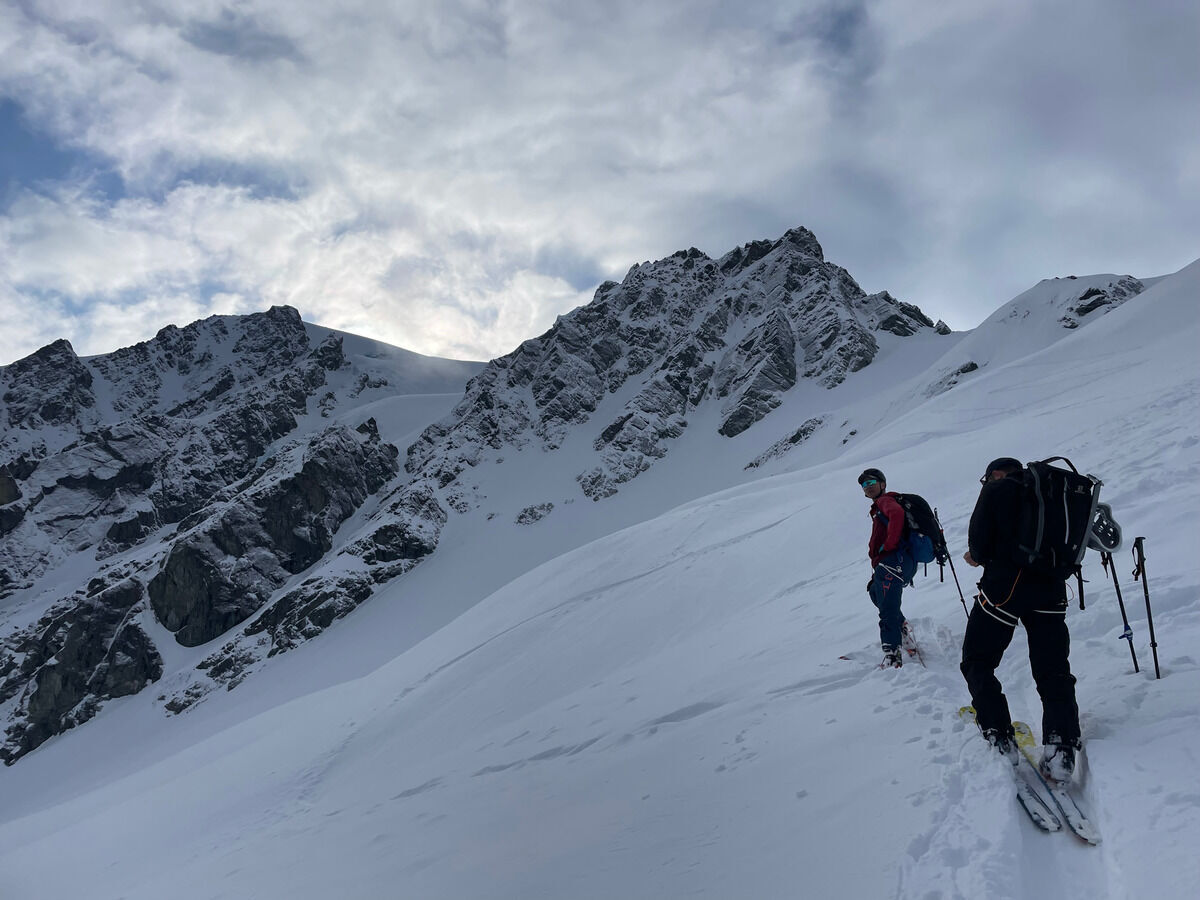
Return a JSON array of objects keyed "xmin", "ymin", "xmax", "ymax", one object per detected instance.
[{"xmin": 1132, "ymin": 536, "xmax": 1147, "ymax": 579}]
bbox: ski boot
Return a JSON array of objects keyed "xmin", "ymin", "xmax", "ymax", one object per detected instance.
[
  {"xmin": 1039, "ymin": 738, "xmax": 1081, "ymax": 782},
  {"xmin": 983, "ymin": 728, "xmax": 1019, "ymax": 767}
]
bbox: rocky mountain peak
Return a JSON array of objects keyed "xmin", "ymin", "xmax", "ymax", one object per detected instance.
[
  {"xmin": 407, "ymin": 225, "xmax": 937, "ymax": 501},
  {"xmin": 1, "ymin": 338, "xmax": 95, "ymax": 431},
  {"xmin": 776, "ymin": 226, "xmax": 825, "ymax": 260}
]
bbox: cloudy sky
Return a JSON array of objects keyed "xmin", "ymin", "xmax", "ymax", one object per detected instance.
[{"xmin": 1, "ymin": 0, "xmax": 1197, "ymax": 365}]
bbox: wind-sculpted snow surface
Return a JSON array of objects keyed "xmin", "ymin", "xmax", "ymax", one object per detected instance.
[{"xmin": 0, "ymin": 307, "xmax": 477, "ymax": 762}]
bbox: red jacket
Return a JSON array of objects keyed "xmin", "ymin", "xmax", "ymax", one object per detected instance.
[{"xmin": 868, "ymin": 491, "xmax": 907, "ymax": 568}]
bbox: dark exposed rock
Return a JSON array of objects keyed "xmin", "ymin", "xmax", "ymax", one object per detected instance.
[
  {"xmin": 0, "ymin": 503, "xmax": 24, "ymax": 537},
  {"xmin": 5, "ymin": 452, "xmax": 42, "ymax": 480},
  {"xmin": 310, "ymin": 334, "xmax": 347, "ymax": 370},
  {"xmin": 0, "ymin": 579, "xmax": 162, "ymax": 764},
  {"xmin": 515, "ymin": 502, "xmax": 554, "ymax": 524},
  {"xmin": 0, "ymin": 469, "xmax": 19, "ymax": 504},
  {"xmin": 718, "ymin": 309, "xmax": 797, "ymax": 437},
  {"xmin": 243, "ymin": 574, "xmax": 375, "ymax": 657},
  {"xmin": 2, "ymin": 339, "xmax": 95, "ymax": 429},
  {"xmin": 353, "ymin": 521, "xmax": 439, "ymax": 564},
  {"xmin": 745, "ymin": 417, "xmax": 825, "ymax": 469},
  {"xmin": 103, "ymin": 509, "xmax": 161, "ymax": 548},
  {"xmin": 148, "ymin": 426, "xmax": 400, "ymax": 647},
  {"xmin": 925, "ymin": 361, "xmax": 982, "ymax": 398},
  {"xmin": 1056, "ymin": 277, "xmax": 1144, "ymax": 329},
  {"xmin": 148, "ymin": 524, "xmax": 270, "ymax": 646}
]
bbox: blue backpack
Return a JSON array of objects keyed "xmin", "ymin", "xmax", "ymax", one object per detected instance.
[{"xmin": 892, "ymin": 493, "xmax": 948, "ymax": 566}]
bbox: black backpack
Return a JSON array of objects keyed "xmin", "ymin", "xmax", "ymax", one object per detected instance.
[
  {"xmin": 1014, "ymin": 456, "xmax": 1102, "ymax": 578},
  {"xmin": 892, "ymin": 492, "xmax": 950, "ymax": 565}
]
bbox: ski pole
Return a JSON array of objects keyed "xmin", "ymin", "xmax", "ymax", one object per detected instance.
[
  {"xmin": 1101, "ymin": 551, "xmax": 1139, "ymax": 673},
  {"xmin": 1131, "ymin": 537, "xmax": 1161, "ymax": 679},
  {"xmin": 935, "ymin": 508, "xmax": 969, "ymax": 618},
  {"xmin": 946, "ymin": 554, "xmax": 968, "ymax": 618}
]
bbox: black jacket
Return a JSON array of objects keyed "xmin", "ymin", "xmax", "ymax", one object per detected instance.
[
  {"xmin": 967, "ymin": 474, "xmax": 1024, "ymax": 570},
  {"xmin": 968, "ymin": 471, "xmax": 1067, "ymax": 603}
]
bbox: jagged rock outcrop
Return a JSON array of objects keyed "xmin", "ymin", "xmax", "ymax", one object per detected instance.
[
  {"xmin": 160, "ymin": 474, "xmax": 448, "ymax": 712},
  {"xmin": 0, "ymin": 307, "xmax": 475, "ymax": 763},
  {"xmin": 717, "ymin": 308, "xmax": 798, "ymax": 437},
  {"xmin": 410, "ymin": 227, "xmax": 938, "ymax": 503},
  {"xmin": 1, "ymin": 339, "xmax": 96, "ymax": 430},
  {"xmin": 745, "ymin": 417, "xmax": 825, "ymax": 469},
  {"xmin": 0, "ymin": 307, "xmax": 332, "ymax": 597},
  {"xmin": 1058, "ymin": 276, "xmax": 1144, "ymax": 328},
  {"xmin": 148, "ymin": 424, "xmax": 399, "ymax": 647},
  {"xmin": 515, "ymin": 502, "xmax": 554, "ymax": 524},
  {"xmin": 0, "ymin": 577, "xmax": 162, "ymax": 763}
]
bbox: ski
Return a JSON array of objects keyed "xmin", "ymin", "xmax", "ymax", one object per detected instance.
[
  {"xmin": 1013, "ymin": 773, "xmax": 1063, "ymax": 833},
  {"xmin": 1012, "ymin": 721, "xmax": 1101, "ymax": 845},
  {"xmin": 959, "ymin": 707, "xmax": 1061, "ymax": 833}
]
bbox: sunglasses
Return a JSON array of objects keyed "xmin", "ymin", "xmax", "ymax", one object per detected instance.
[{"xmin": 860, "ymin": 479, "xmax": 879, "ymax": 488}]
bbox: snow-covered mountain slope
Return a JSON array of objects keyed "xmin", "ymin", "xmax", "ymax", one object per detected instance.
[
  {"xmin": 918, "ymin": 273, "xmax": 1145, "ymax": 398},
  {"xmin": 0, "ymin": 226, "xmax": 1154, "ymax": 767},
  {"xmin": 0, "ymin": 257, "xmax": 1195, "ymax": 899},
  {"xmin": 152, "ymin": 228, "xmax": 961, "ymax": 714},
  {"xmin": 0, "ymin": 308, "xmax": 481, "ymax": 761}
]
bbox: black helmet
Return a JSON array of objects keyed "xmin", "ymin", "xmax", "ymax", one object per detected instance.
[
  {"xmin": 858, "ymin": 467, "xmax": 886, "ymax": 486},
  {"xmin": 981, "ymin": 457, "xmax": 1022, "ymax": 484}
]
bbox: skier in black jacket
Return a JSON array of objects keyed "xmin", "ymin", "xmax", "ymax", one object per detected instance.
[{"xmin": 961, "ymin": 457, "xmax": 1082, "ymax": 781}]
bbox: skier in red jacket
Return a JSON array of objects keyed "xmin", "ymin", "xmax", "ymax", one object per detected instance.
[{"xmin": 860, "ymin": 468, "xmax": 917, "ymax": 667}]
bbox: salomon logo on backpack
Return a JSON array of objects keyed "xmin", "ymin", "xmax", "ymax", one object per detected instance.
[
  {"xmin": 1014, "ymin": 456, "xmax": 1102, "ymax": 577},
  {"xmin": 892, "ymin": 493, "xmax": 949, "ymax": 566}
]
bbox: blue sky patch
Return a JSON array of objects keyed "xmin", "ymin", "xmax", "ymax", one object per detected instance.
[{"xmin": 0, "ymin": 98, "xmax": 126, "ymax": 209}]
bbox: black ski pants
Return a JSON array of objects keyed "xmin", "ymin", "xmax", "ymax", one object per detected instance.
[{"xmin": 960, "ymin": 569, "xmax": 1080, "ymax": 746}]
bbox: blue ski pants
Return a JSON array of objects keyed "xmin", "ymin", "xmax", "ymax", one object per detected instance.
[{"xmin": 869, "ymin": 548, "xmax": 917, "ymax": 650}]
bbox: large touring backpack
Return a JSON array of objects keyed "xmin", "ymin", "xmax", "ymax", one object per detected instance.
[
  {"xmin": 1013, "ymin": 456, "xmax": 1103, "ymax": 578},
  {"xmin": 892, "ymin": 493, "xmax": 950, "ymax": 566}
]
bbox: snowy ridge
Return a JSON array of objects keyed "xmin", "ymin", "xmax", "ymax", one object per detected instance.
[
  {"xmin": 0, "ymin": 259, "xmax": 1195, "ymax": 899},
  {"xmin": 922, "ymin": 273, "xmax": 1145, "ymax": 398}
]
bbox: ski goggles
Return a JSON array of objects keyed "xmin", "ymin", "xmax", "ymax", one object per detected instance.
[{"xmin": 859, "ymin": 478, "xmax": 880, "ymax": 488}]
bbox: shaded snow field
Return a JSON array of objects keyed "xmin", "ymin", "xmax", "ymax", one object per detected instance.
[{"xmin": 1, "ymin": 263, "xmax": 1198, "ymax": 899}]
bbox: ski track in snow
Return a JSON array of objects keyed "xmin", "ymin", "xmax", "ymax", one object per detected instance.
[{"xmin": 894, "ymin": 621, "xmax": 1114, "ymax": 900}]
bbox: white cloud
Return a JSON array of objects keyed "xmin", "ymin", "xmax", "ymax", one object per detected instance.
[{"xmin": 1, "ymin": 0, "xmax": 1197, "ymax": 365}]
